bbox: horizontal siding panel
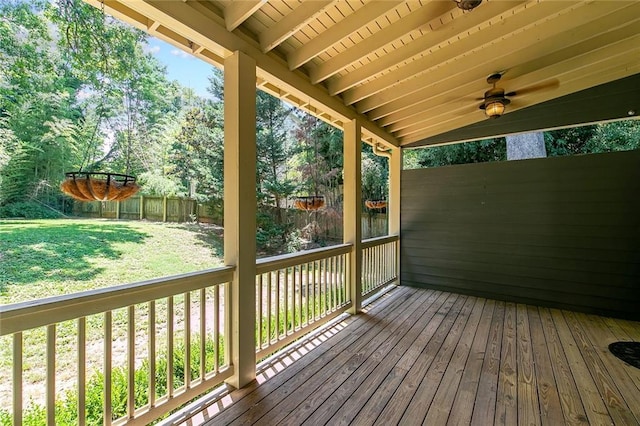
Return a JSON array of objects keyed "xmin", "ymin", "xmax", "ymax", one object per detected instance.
[
  {"xmin": 401, "ymin": 277, "xmax": 636, "ymax": 320},
  {"xmin": 401, "ymin": 240, "xmax": 639, "ymax": 265},
  {"xmin": 401, "ymin": 149, "xmax": 640, "ymax": 320},
  {"xmin": 401, "ymin": 262, "xmax": 638, "ymax": 294},
  {"xmin": 401, "ymin": 226, "xmax": 636, "ymax": 247},
  {"xmin": 400, "ymin": 272, "xmax": 637, "ymax": 311},
  {"xmin": 401, "ymin": 246, "xmax": 639, "ymax": 278}
]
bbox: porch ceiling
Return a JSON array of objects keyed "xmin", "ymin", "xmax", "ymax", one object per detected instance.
[{"xmin": 94, "ymin": 0, "xmax": 640, "ymax": 148}]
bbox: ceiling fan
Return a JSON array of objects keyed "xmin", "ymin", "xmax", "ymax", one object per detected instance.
[{"xmin": 477, "ymin": 73, "xmax": 559, "ymax": 119}]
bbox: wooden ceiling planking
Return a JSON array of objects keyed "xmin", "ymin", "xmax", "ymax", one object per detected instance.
[
  {"xmin": 310, "ymin": 1, "xmax": 455, "ymax": 84},
  {"xmin": 259, "ymin": 1, "xmax": 331, "ymax": 52},
  {"xmin": 394, "ymin": 53, "xmax": 640, "ymax": 143},
  {"xmin": 338, "ymin": 1, "xmax": 529, "ymax": 101},
  {"xmin": 99, "ymin": 0, "xmax": 640, "ymax": 148},
  {"xmin": 383, "ymin": 34, "xmax": 640, "ymax": 141},
  {"xmin": 362, "ymin": 1, "xmax": 637, "ymax": 122}
]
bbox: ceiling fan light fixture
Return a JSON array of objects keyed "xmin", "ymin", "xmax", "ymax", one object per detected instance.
[
  {"xmin": 453, "ymin": 0, "xmax": 483, "ymax": 11},
  {"xmin": 484, "ymin": 100, "xmax": 505, "ymax": 118}
]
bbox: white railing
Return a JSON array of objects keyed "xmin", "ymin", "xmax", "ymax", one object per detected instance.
[
  {"xmin": 255, "ymin": 244, "xmax": 352, "ymax": 359},
  {"xmin": 0, "ymin": 267, "xmax": 234, "ymax": 426},
  {"xmin": 361, "ymin": 235, "xmax": 399, "ymax": 297},
  {"xmin": 1, "ymin": 237, "xmax": 400, "ymax": 424}
]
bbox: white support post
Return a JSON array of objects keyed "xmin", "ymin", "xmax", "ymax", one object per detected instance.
[
  {"xmin": 389, "ymin": 146, "xmax": 401, "ymax": 283},
  {"xmin": 343, "ymin": 119, "xmax": 362, "ymax": 313},
  {"xmin": 224, "ymin": 51, "xmax": 257, "ymax": 389}
]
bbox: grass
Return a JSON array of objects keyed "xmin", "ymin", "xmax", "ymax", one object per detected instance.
[
  {"xmin": 0, "ymin": 218, "xmax": 224, "ymax": 304},
  {"xmin": 0, "ymin": 218, "xmax": 225, "ymax": 412}
]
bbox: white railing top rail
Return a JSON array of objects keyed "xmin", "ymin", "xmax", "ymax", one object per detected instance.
[
  {"xmin": 0, "ymin": 266, "xmax": 235, "ymax": 336},
  {"xmin": 361, "ymin": 234, "xmax": 399, "ymax": 249},
  {"xmin": 256, "ymin": 243, "xmax": 352, "ymax": 275}
]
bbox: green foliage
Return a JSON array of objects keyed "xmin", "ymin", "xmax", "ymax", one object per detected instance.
[
  {"xmin": 0, "ymin": 0, "xmax": 182, "ymax": 209},
  {"xmin": 405, "ymin": 120, "xmax": 640, "ymax": 170},
  {"xmin": 0, "ymin": 337, "xmax": 225, "ymax": 426},
  {"xmin": 169, "ymin": 101, "xmax": 224, "ymax": 203},
  {"xmin": 404, "ymin": 138, "xmax": 506, "ymax": 169},
  {"xmin": 544, "ymin": 125, "xmax": 597, "ymax": 156},
  {"xmin": 0, "ymin": 201, "xmax": 62, "ymax": 218},
  {"xmin": 256, "ymin": 286, "xmax": 345, "ymax": 349},
  {"xmin": 361, "ymin": 143, "xmax": 388, "ymax": 203}
]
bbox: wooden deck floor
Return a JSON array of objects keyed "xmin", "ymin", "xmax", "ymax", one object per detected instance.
[{"xmin": 176, "ymin": 286, "xmax": 640, "ymax": 426}]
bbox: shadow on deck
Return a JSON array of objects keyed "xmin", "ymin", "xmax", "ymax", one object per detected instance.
[{"xmin": 165, "ymin": 286, "xmax": 640, "ymax": 425}]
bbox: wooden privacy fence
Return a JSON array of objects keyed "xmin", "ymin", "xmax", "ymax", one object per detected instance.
[
  {"xmin": 74, "ymin": 196, "xmax": 198, "ymax": 223},
  {"xmin": 74, "ymin": 197, "xmax": 388, "ymax": 239}
]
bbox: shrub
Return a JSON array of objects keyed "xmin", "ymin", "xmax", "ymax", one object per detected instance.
[
  {"xmin": 0, "ymin": 201, "xmax": 61, "ymax": 219},
  {"xmin": 0, "ymin": 336, "xmax": 225, "ymax": 426}
]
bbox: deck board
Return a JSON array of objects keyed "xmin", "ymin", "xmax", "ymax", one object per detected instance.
[{"xmin": 182, "ymin": 287, "xmax": 640, "ymax": 426}]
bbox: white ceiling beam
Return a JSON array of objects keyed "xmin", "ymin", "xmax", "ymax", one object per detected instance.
[
  {"xmin": 287, "ymin": 1, "xmax": 402, "ymax": 70},
  {"xmin": 259, "ymin": 1, "xmax": 333, "ymax": 53},
  {"xmin": 147, "ymin": 18, "xmax": 161, "ymax": 32},
  {"xmin": 339, "ymin": 1, "xmax": 531, "ymax": 103},
  {"xmin": 363, "ymin": 1, "xmax": 640, "ymax": 120},
  {"xmin": 224, "ymin": 0, "xmax": 267, "ymax": 32},
  {"xmin": 397, "ymin": 37, "xmax": 640, "ymax": 142},
  {"xmin": 382, "ymin": 4, "xmax": 640, "ymax": 131},
  {"xmin": 120, "ymin": 0, "xmax": 398, "ymax": 147},
  {"xmin": 395, "ymin": 41, "xmax": 640, "ymax": 139},
  {"xmin": 360, "ymin": 0, "xmax": 611, "ymax": 115},
  {"xmin": 309, "ymin": 1, "xmax": 455, "ymax": 84},
  {"xmin": 328, "ymin": 0, "xmax": 527, "ymax": 97},
  {"xmin": 400, "ymin": 53, "xmax": 640, "ymax": 146}
]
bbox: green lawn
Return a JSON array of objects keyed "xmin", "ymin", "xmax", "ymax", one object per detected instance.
[
  {"xmin": 0, "ymin": 219, "xmax": 224, "ymax": 305},
  {"xmin": 0, "ymin": 218, "xmax": 225, "ymax": 413}
]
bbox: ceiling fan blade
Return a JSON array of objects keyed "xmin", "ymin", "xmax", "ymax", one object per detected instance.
[{"xmin": 507, "ymin": 79, "xmax": 559, "ymax": 97}]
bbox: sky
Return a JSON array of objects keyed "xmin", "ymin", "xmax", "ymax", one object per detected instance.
[{"xmin": 145, "ymin": 38, "xmax": 216, "ymax": 99}]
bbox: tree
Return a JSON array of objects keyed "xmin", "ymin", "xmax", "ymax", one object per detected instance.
[
  {"xmin": 403, "ymin": 138, "xmax": 505, "ymax": 169},
  {"xmin": 0, "ymin": 0, "xmax": 184, "ymax": 212},
  {"xmin": 0, "ymin": 0, "xmax": 84, "ymax": 208},
  {"xmin": 361, "ymin": 143, "xmax": 388, "ymax": 203},
  {"xmin": 169, "ymin": 99, "xmax": 224, "ymax": 202}
]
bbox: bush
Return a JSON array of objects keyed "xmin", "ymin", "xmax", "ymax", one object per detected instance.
[
  {"xmin": 0, "ymin": 336, "xmax": 226, "ymax": 426},
  {"xmin": 0, "ymin": 201, "xmax": 61, "ymax": 219}
]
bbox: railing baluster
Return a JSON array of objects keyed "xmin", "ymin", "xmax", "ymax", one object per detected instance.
[
  {"xmin": 200, "ymin": 288, "xmax": 206, "ymax": 380},
  {"xmin": 332, "ymin": 255, "xmax": 337, "ymax": 309},
  {"xmin": 167, "ymin": 296, "xmax": 174, "ymax": 398},
  {"xmin": 345, "ymin": 253, "xmax": 349, "ymax": 303},
  {"xmin": 305, "ymin": 263, "xmax": 310, "ymax": 326},
  {"xmin": 298, "ymin": 265, "xmax": 303, "ymax": 328},
  {"xmin": 275, "ymin": 270, "xmax": 280, "ymax": 339},
  {"xmin": 184, "ymin": 292, "xmax": 191, "ymax": 388},
  {"xmin": 284, "ymin": 268, "xmax": 289, "ymax": 335},
  {"xmin": 373, "ymin": 246, "xmax": 377, "ymax": 291},
  {"xmin": 323, "ymin": 258, "xmax": 328, "ymax": 315},
  {"xmin": 128, "ymin": 305, "xmax": 135, "ymax": 418},
  {"xmin": 13, "ymin": 332, "xmax": 22, "ymax": 426},
  {"xmin": 149, "ymin": 301, "xmax": 156, "ymax": 407},
  {"xmin": 363, "ymin": 248, "xmax": 368, "ymax": 294},
  {"xmin": 224, "ymin": 281, "xmax": 231, "ymax": 366},
  {"xmin": 257, "ymin": 275, "xmax": 263, "ymax": 349},
  {"xmin": 313, "ymin": 261, "xmax": 318, "ymax": 320},
  {"xmin": 47, "ymin": 324, "xmax": 56, "ymax": 424},
  {"xmin": 104, "ymin": 311, "xmax": 112, "ymax": 425},
  {"xmin": 267, "ymin": 272, "xmax": 272, "ymax": 344},
  {"xmin": 214, "ymin": 285, "xmax": 220, "ymax": 373},
  {"xmin": 78, "ymin": 317, "xmax": 86, "ymax": 426}
]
